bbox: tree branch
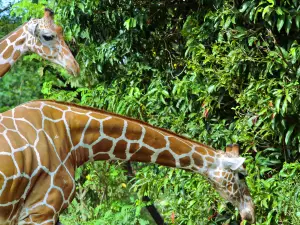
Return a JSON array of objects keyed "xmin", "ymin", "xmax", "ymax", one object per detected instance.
[
  {"xmin": 0, "ymin": 4, "xmax": 11, "ymax": 14},
  {"xmin": 124, "ymin": 162, "xmax": 166, "ymax": 225}
]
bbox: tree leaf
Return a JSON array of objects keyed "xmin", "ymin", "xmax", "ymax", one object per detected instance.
[
  {"xmin": 285, "ymin": 124, "xmax": 296, "ymax": 145},
  {"xmin": 277, "ymin": 15, "xmax": 285, "ymax": 32}
]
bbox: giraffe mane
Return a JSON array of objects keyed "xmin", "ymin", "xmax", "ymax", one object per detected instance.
[
  {"xmin": 0, "ymin": 23, "xmax": 26, "ymax": 43},
  {"xmin": 28, "ymin": 99, "xmax": 217, "ymax": 151}
]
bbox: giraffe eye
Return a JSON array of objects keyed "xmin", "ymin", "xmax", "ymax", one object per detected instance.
[
  {"xmin": 238, "ymin": 172, "xmax": 245, "ymax": 180},
  {"xmin": 42, "ymin": 35, "xmax": 55, "ymax": 41}
]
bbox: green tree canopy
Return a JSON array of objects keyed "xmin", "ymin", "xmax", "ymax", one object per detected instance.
[{"xmin": 1, "ymin": 0, "xmax": 300, "ymax": 224}]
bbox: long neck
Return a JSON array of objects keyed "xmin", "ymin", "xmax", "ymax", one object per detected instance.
[
  {"xmin": 0, "ymin": 25, "xmax": 28, "ymax": 77},
  {"xmin": 63, "ymin": 104, "xmax": 220, "ymax": 173}
]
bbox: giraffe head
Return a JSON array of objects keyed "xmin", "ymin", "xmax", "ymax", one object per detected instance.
[
  {"xmin": 24, "ymin": 8, "xmax": 80, "ymax": 75},
  {"xmin": 206, "ymin": 144, "xmax": 255, "ymax": 224}
]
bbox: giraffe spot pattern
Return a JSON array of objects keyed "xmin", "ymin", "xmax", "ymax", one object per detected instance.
[
  {"xmin": 3, "ymin": 45, "xmax": 14, "ymax": 59},
  {"xmin": 0, "ymin": 100, "xmax": 243, "ymax": 225},
  {"xmin": 0, "ymin": 63, "xmax": 11, "ymax": 77}
]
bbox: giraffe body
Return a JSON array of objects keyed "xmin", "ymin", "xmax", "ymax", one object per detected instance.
[
  {"xmin": 0, "ymin": 100, "xmax": 255, "ymax": 224},
  {"xmin": 0, "ymin": 8, "xmax": 79, "ymax": 78}
]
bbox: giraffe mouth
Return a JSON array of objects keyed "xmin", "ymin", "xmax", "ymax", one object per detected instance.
[
  {"xmin": 240, "ymin": 203, "xmax": 255, "ymax": 224},
  {"xmin": 66, "ymin": 59, "xmax": 80, "ymax": 76}
]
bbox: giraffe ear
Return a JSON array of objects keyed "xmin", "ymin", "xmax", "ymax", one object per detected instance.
[{"xmin": 223, "ymin": 157, "xmax": 245, "ymax": 171}]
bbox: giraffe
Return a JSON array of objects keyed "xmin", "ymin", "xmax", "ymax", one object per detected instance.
[
  {"xmin": 0, "ymin": 100, "xmax": 255, "ymax": 224},
  {"xmin": 0, "ymin": 8, "xmax": 80, "ymax": 78}
]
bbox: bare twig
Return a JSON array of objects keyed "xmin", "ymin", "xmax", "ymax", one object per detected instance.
[{"xmin": 0, "ymin": 4, "xmax": 11, "ymax": 14}]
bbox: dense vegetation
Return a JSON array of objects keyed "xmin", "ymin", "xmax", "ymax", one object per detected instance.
[{"xmin": 1, "ymin": 0, "xmax": 300, "ymax": 224}]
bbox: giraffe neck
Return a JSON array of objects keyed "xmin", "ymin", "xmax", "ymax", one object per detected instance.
[
  {"xmin": 40, "ymin": 100, "xmax": 220, "ymax": 173},
  {"xmin": 0, "ymin": 24, "xmax": 28, "ymax": 77}
]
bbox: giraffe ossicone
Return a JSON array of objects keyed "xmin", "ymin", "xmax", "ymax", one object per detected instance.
[
  {"xmin": 0, "ymin": 8, "xmax": 80, "ymax": 78},
  {"xmin": 0, "ymin": 100, "xmax": 255, "ymax": 224}
]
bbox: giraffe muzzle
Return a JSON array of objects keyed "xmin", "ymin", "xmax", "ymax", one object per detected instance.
[
  {"xmin": 66, "ymin": 58, "xmax": 80, "ymax": 76},
  {"xmin": 240, "ymin": 206, "xmax": 255, "ymax": 224}
]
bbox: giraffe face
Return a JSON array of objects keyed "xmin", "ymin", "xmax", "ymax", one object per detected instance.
[
  {"xmin": 207, "ymin": 150, "xmax": 255, "ymax": 223},
  {"xmin": 25, "ymin": 9, "xmax": 80, "ymax": 76}
]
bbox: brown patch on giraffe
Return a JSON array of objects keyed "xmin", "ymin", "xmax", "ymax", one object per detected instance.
[
  {"xmin": 46, "ymin": 119, "xmax": 71, "ymax": 162},
  {"xmin": 114, "ymin": 140, "xmax": 128, "ymax": 159},
  {"xmin": 143, "ymin": 127, "xmax": 166, "ymax": 149},
  {"xmin": 15, "ymin": 37, "xmax": 25, "ymax": 46},
  {"xmin": 125, "ymin": 122, "xmax": 143, "ymax": 140},
  {"xmin": 131, "ymin": 146, "xmax": 153, "ymax": 163},
  {"xmin": 0, "ymin": 205, "xmax": 13, "ymax": 221},
  {"xmin": 129, "ymin": 142, "xmax": 141, "ymax": 154},
  {"xmin": 233, "ymin": 183, "xmax": 238, "ymax": 192},
  {"xmin": 13, "ymin": 147, "xmax": 38, "ymax": 176},
  {"xmin": 93, "ymin": 153, "xmax": 110, "ymax": 161},
  {"xmin": 0, "ymin": 135, "xmax": 11, "ymax": 153},
  {"xmin": 27, "ymin": 205, "xmax": 55, "ymax": 223},
  {"xmin": 62, "ymin": 47, "xmax": 69, "ymax": 55},
  {"xmin": 90, "ymin": 112, "xmax": 109, "ymax": 120},
  {"xmin": 214, "ymin": 171, "xmax": 221, "ymax": 176},
  {"xmin": 8, "ymin": 199, "xmax": 24, "ymax": 221},
  {"xmin": 227, "ymin": 183, "xmax": 233, "ymax": 193},
  {"xmin": 42, "ymin": 46, "xmax": 51, "ymax": 55},
  {"xmin": 3, "ymin": 45, "xmax": 14, "ymax": 59},
  {"xmin": 156, "ymin": 150, "xmax": 176, "ymax": 167},
  {"xmin": 8, "ymin": 29, "xmax": 23, "ymax": 43},
  {"xmin": 75, "ymin": 147, "xmax": 90, "ymax": 166},
  {"xmin": 36, "ymin": 131, "xmax": 61, "ymax": 172},
  {"xmin": 70, "ymin": 107, "xmax": 90, "ymax": 114},
  {"xmin": 206, "ymin": 157, "xmax": 214, "ymax": 163},
  {"xmin": 195, "ymin": 146, "xmax": 207, "ymax": 155},
  {"xmin": 65, "ymin": 111, "xmax": 89, "ymax": 146},
  {"xmin": 46, "ymin": 188, "xmax": 64, "ymax": 212},
  {"xmin": 54, "ymin": 165, "xmax": 74, "ymax": 200},
  {"xmin": 13, "ymin": 50, "xmax": 21, "ymax": 60},
  {"xmin": 0, "ymin": 124, "xmax": 5, "ymax": 133},
  {"xmin": 0, "ymin": 172, "xmax": 4, "ymax": 193},
  {"xmin": 50, "ymin": 102, "xmax": 69, "ymax": 111},
  {"xmin": 169, "ymin": 137, "xmax": 192, "ymax": 155},
  {"xmin": 14, "ymin": 107, "xmax": 43, "ymax": 130},
  {"xmin": 83, "ymin": 119, "xmax": 101, "ymax": 145},
  {"xmin": 6, "ymin": 130, "xmax": 27, "ymax": 149},
  {"xmin": 15, "ymin": 120, "xmax": 37, "ymax": 145},
  {"xmin": 179, "ymin": 156, "xmax": 191, "ymax": 167},
  {"xmin": 0, "ymin": 179, "xmax": 14, "ymax": 204},
  {"xmin": 9, "ymin": 177, "xmax": 29, "ymax": 202},
  {"xmin": 36, "ymin": 40, "xmax": 42, "ymax": 46},
  {"xmin": 0, "ymin": 40, "xmax": 8, "ymax": 51},
  {"xmin": 1, "ymin": 118, "xmax": 16, "ymax": 130},
  {"xmin": 192, "ymin": 153, "xmax": 204, "ymax": 168},
  {"xmin": 207, "ymin": 149, "xmax": 215, "ymax": 157},
  {"xmin": 92, "ymin": 138, "xmax": 113, "ymax": 153},
  {"xmin": 228, "ymin": 173, "xmax": 233, "ymax": 180},
  {"xmin": 0, "ymin": 63, "xmax": 11, "ymax": 77},
  {"xmin": 103, "ymin": 117, "xmax": 124, "ymax": 139},
  {"xmin": 42, "ymin": 105, "xmax": 63, "ymax": 120}
]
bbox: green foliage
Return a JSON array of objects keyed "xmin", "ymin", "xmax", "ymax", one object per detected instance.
[
  {"xmin": 3, "ymin": 0, "xmax": 300, "ymax": 224},
  {"xmin": 60, "ymin": 162, "xmax": 155, "ymax": 225}
]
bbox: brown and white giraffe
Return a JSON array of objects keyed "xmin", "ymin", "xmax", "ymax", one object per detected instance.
[
  {"xmin": 0, "ymin": 8, "xmax": 80, "ymax": 78},
  {"xmin": 0, "ymin": 100, "xmax": 255, "ymax": 224}
]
